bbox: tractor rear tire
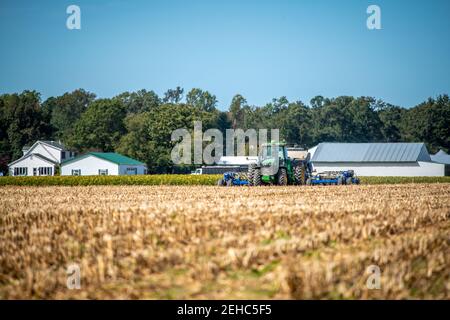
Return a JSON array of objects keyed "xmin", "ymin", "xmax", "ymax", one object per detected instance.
[
  {"xmin": 248, "ymin": 163, "xmax": 256, "ymax": 186},
  {"xmin": 294, "ymin": 165, "xmax": 304, "ymax": 185},
  {"xmin": 278, "ymin": 168, "xmax": 288, "ymax": 186},
  {"xmin": 253, "ymin": 168, "xmax": 262, "ymax": 186}
]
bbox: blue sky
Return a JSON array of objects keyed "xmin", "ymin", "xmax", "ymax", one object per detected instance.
[{"xmin": 0, "ymin": 0, "xmax": 449, "ymax": 109}]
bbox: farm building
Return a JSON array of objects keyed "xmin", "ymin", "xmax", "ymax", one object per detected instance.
[
  {"xmin": 431, "ymin": 150, "xmax": 450, "ymax": 165},
  {"xmin": 8, "ymin": 140, "xmax": 75, "ymax": 176},
  {"xmin": 431, "ymin": 150, "xmax": 450, "ymax": 176},
  {"xmin": 61, "ymin": 152, "xmax": 147, "ymax": 176},
  {"xmin": 308, "ymin": 143, "xmax": 447, "ymax": 177}
]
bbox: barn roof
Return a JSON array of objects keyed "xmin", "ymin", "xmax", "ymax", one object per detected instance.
[
  {"xmin": 311, "ymin": 143, "xmax": 431, "ymax": 163},
  {"xmin": 431, "ymin": 150, "xmax": 450, "ymax": 164},
  {"xmin": 61, "ymin": 152, "xmax": 145, "ymax": 166}
]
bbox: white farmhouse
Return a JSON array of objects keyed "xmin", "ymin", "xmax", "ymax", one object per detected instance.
[
  {"xmin": 308, "ymin": 142, "xmax": 447, "ymax": 177},
  {"xmin": 8, "ymin": 140, "xmax": 75, "ymax": 176},
  {"xmin": 61, "ymin": 152, "xmax": 147, "ymax": 176}
]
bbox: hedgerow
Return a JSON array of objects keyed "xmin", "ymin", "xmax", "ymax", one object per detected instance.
[
  {"xmin": 359, "ymin": 176, "xmax": 450, "ymax": 184},
  {"xmin": 0, "ymin": 175, "xmax": 449, "ymax": 186},
  {"xmin": 0, "ymin": 175, "xmax": 222, "ymax": 186}
]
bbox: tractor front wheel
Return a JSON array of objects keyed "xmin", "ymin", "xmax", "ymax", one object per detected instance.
[
  {"xmin": 278, "ymin": 168, "xmax": 288, "ymax": 186},
  {"xmin": 253, "ymin": 168, "xmax": 262, "ymax": 186},
  {"xmin": 248, "ymin": 163, "xmax": 256, "ymax": 186}
]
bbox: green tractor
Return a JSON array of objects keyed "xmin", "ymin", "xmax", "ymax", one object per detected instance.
[{"xmin": 248, "ymin": 142, "xmax": 310, "ymax": 186}]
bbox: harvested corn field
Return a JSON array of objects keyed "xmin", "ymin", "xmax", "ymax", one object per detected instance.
[{"xmin": 0, "ymin": 184, "xmax": 449, "ymax": 299}]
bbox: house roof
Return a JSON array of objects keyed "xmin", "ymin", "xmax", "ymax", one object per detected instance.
[
  {"xmin": 431, "ymin": 150, "xmax": 450, "ymax": 164},
  {"xmin": 23, "ymin": 141, "xmax": 67, "ymax": 157},
  {"xmin": 8, "ymin": 153, "xmax": 58, "ymax": 166},
  {"xmin": 61, "ymin": 152, "xmax": 145, "ymax": 166},
  {"xmin": 40, "ymin": 140, "xmax": 66, "ymax": 150},
  {"xmin": 311, "ymin": 143, "xmax": 431, "ymax": 163}
]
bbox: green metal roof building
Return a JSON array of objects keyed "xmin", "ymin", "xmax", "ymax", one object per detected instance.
[{"xmin": 61, "ymin": 152, "xmax": 147, "ymax": 176}]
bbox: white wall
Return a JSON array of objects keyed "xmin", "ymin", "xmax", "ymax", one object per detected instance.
[
  {"xmin": 118, "ymin": 164, "xmax": 147, "ymax": 175},
  {"xmin": 217, "ymin": 156, "xmax": 258, "ymax": 165},
  {"xmin": 61, "ymin": 156, "xmax": 119, "ymax": 176},
  {"xmin": 312, "ymin": 161, "xmax": 445, "ymax": 177},
  {"xmin": 27, "ymin": 143, "xmax": 62, "ymax": 163},
  {"xmin": 9, "ymin": 155, "xmax": 55, "ymax": 176},
  {"xmin": 308, "ymin": 145, "xmax": 318, "ymax": 159}
]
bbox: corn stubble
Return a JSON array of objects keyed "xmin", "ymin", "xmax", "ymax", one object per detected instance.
[{"xmin": 0, "ymin": 184, "xmax": 449, "ymax": 299}]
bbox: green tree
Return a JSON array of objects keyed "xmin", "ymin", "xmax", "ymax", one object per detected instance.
[
  {"xmin": 114, "ymin": 89, "xmax": 160, "ymax": 114},
  {"xmin": 309, "ymin": 96, "xmax": 382, "ymax": 145},
  {"xmin": 186, "ymin": 88, "xmax": 217, "ymax": 112},
  {"xmin": 115, "ymin": 112, "xmax": 153, "ymax": 164},
  {"xmin": 163, "ymin": 86, "xmax": 184, "ymax": 104},
  {"xmin": 67, "ymin": 99, "xmax": 126, "ymax": 152},
  {"xmin": 402, "ymin": 95, "xmax": 450, "ymax": 153},
  {"xmin": 377, "ymin": 103, "xmax": 405, "ymax": 142},
  {"xmin": 0, "ymin": 91, "xmax": 50, "ymax": 173},
  {"xmin": 42, "ymin": 89, "xmax": 96, "ymax": 140},
  {"xmin": 229, "ymin": 94, "xmax": 247, "ymax": 129}
]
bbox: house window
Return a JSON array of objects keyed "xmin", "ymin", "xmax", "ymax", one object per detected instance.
[
  {"xmin": 98, "ymin": 169, "xmax": 108, "ymax": 176},
  {"xmin": 72, "ymin": 169, "xmax": 81, "ymax": 176},
  {"xmin": 62, "ymin": 151, "xmax": 66, "ymax": 160},
  {"xmin": 126, "ymin": 167, "xmax": 137, "ymax": 175},
  {"xmin": 14, "ymin": 167, "xmax": 28, "ymax": 176},
  {"xmin": 38, "ymin": 167, "xmax": 52, "ymax": 176}
]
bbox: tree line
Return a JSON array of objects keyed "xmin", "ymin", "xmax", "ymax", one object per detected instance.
[{"xmin": 0, "ymin": 88, "xmax": 449, "ymax": 174}]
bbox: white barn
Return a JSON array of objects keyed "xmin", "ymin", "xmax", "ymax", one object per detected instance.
[
  {"xmin": 309, "ymin": 143, "xmax": 447, "ymax": 177},
  {"xmin": 8, "ymin": 140, "xmax": 75, "ymax": 176},
  {"xmin": 61, "ymin": 152, "xmax": 147, "ymax": 176}
]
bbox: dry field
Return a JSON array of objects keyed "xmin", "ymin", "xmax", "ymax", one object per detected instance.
[{"xmin": 0, "ymin": 184, "xmax": 449, "ymax": 299}]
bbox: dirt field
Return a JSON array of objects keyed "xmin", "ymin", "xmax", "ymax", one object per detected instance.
[{"xmin": 0, "ymin": 184, "xmax": 449, "ymax": 299}]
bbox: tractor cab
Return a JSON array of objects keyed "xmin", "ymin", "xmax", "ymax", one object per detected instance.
[
  {"xmin": 249, "ymin": 142, "xmax": 310, "ymax": 186},
  {"xmin": 259, "ymin": 143, "xmax": 287, "ymax": 166}
]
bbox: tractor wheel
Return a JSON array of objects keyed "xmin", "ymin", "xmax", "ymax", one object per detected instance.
[
  {"xmin": 337, "ymin": 177, "xmax": 343, "ymax": 185},
  {"xmin": 346, "ymin": 177, "xmax": 353, "ymax": 185},
  {"xmin": 277, "ymin": 168, "xmax": 288, "ymax": 186},
  {"xmin": 253, "ymin": 168, "xmax": 262, "ymax": 186},
  {"xmin": 248, "ymin": 163, "xmax": 256, "ymax": 186},
  {"xmin": 294, "ymin": 165, "xmax": 304, "ymax": 185},
  {"xmin": 217, "ymin": 179, "xmax": 225, "ymax": 186}
]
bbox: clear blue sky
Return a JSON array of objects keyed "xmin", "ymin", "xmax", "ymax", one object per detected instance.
[{"xmin": 0, "ymin": 0, "xmax": 449, "ymax": 109}]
